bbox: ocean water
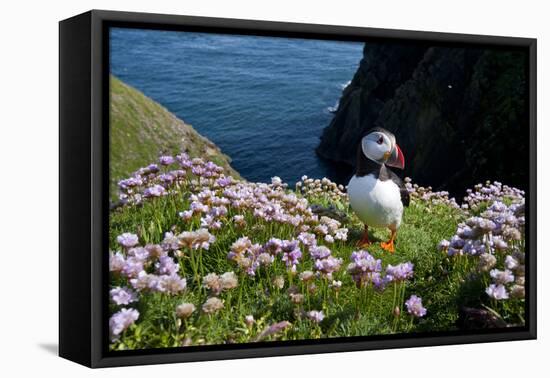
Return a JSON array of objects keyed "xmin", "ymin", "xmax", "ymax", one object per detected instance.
[{"xmin": 110, "ymin": 28, "xmax": 363, "ymax": 185}]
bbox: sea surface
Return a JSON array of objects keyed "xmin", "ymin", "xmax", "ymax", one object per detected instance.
[{"xmin": 110, "ymin": 28, "xmax": 363, "ymax": 185}]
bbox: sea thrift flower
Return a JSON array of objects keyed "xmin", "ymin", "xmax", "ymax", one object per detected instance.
[
  {"xmin": 263, "ymin": 238, "xmax": 283, "ymax": 255},
  {"xmin": 299, "ymin": 270, "xmax": 315, "ymax": 282},
  {"xmin": 478, "ymin": 253, "xmax": 497, "ymax": 272},
  {"xmin": 490, "ymin": 269, "xmax": 515, "ymax": 285},
  {"xmin": 299, "ymin": 224, "xmax": 311, "ymax": 233},
  {"xmin": 192, "ymin": 166, "xmax": 205, "ymax": 176},
  {"xmin": 128, "ymin": 247, "xmax": 149, "ymax": 261},
  {"xmin": 258, "ymin": 252, "xmax": 274, "ymax": 266},
  {"xmin": 334, "ymin": 228, "xmax": 348, "ymax": 241},
  {"xmin": 202, "ymin": 297, "xmax": 224, "ymax": 314},
  {"xmin": 438, "ymin": 239, "xmax": 450, "ymax": 251},
  {"xmin": 314, "ymin": 255, "xmax": 343, "ymax": 278},
  {"xmin": 129, "ymin": 271, "xmax": 164, "ymax": 292},
  {"xmin": 220, "ymin": 271, "xmax": 238, "ymax": 290},
  {"xmin": 159, "ymin": 155, "xmax": 175, "ymax": 166},
  {"xmin": 156, "ymin": 255, "xmax": 180, "ymax": 276},
  {"xmin": 450, "ymin": 236, "xmax": 465, "ymax": 249},
  {"xmin": 204, "ymin": 161, "xmax": 223, "ymax": 177},
  {"xmin": 209, "ymin": 206, "xmax": 228, "ymax": 218},
  {"xmin": 309, "ymin": 245, "xmax": 331, "ymax": 260},
  {"xmin": 227, "ymin": 239, "xmax": 263, "ymax": 276},
  {"xmin": 297, "ymin": 232, "xmax": 317, "ymax": 248},
  {"xmin": 160, "ymin": 274, "xmax": 187, "ymax": 294},
  {"xmin": 118, "ymin": 176, "xmax": 143, "ymax": 190},
  {"xmin": 478, "ymin": 219, "xmax": 497, "ymax": 233},
  {"xmin": 230, "ymin": 237, "xmax": 253, "ymax": 255},
  {"xmin": 158, "ymin": 173, "xmax": 175, "ymax": 185},
  {"xmin": 405, "ymin": 295, "xmax": 427, "ymax": 317},
  {"xmin": 122, "ymin": 257, "xmax": 144, "ymax": 278},
  {"xmin": 162, "ymin": 232, "xmax": 180, "ymax": 251},
  {"xmin": 109, "ymin": 252, "xmax": 126, "ymax": 273},
  {"xmin": 314, "ymin": 224, "xmax": 329, "ymax": 235},
  {"xmin": 203, "ymin": 273, "xmax": 222, "ymax": 294},
  {"xmin": 109, "ymin": 308, "xmax": 139, "ymax": 341},
  {"xmin": 503, "ymin": 227, "xmax": 522, "ymax": 241},
  {"xmin": 462, "ymin": 239, "xmax": 485, "ymax": 256},
  {"xmin": 145, "ymin": 244, "xmax": 164, "ymax": 259},
  {"xmin": 143, "ymin": 184, "xmax": 166, "ymax": 198},
  {"xmin": 117, "ymin": 233, "xmax": 139, "ymax": 249},
  {"xmin": 515, "ymin": 275, "xmax": 525, "ymax": 286},
  {"xmin": 190, "ymin": 201, "xmax": 209, "ymax": 214},
  {"xmin": 347, "ymin": 250, "xmax": 382, "ymax": 287},
  {"xmin": 493, "ymin": 237, "xmax": 508, "ymax": 251},
  {"xmin": 280, "ymin": 240, "xmax": 302, "ymax": 270},
  {"xmin": 510, "ymin": 285, "xmax": 525, "ymax": 299},
  {"xmin": 271, "ymin": 176, "xmax": 283, "ymax": 186},
  {"xmin": 201, "ymin": 214, "xmax": 222, "ymax": 230},
  {"xmin": 385, "ymin": 262, "xmax": 414, "ymax": 282},
  {"xmin": 255, "ymin": 321, "xmax": 291, "ymax": 341},
  {"xmin": 306, "ymin": 310, "xmax": 325, "ymax": 323},
  {"xmin": 370, "ymin": 272, "xmax": 389, "ymax": 291},
  {"xmin": 216, "ymin": 176, "xmax": 233, "ymax": 187},
  {"xmin": 176, "ymin": 303, "xmax": 196, "ymax": 319},
  {"xmin": 350, "ymin": 250, "xmax": 382, "ymax": 272},
  {"xmin": 110, "ymin": 287, "xmax": 138, "ymax": 305},
  {"xmin": 486, "ymin": 284, "xmax": 509, "ymax": 300},
  {"xmin": 178, "ymin": 210, "xmax": 193, "ymax": 221},
  {"xmin": 330, "ymin": 280, "xmax": 342, "ymax": 290},
  {"xmin": 178, "ymin": 229, "xmax": 216, "ymax": 250},
  {"xmin": 505, "ymin": 255, "xmax": 519, "ymax": 270},
  {"xmin": 272, "ymin": 276, "xmax": 285, "ymax": 289}
]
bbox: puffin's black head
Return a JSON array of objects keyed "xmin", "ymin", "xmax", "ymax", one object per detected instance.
[{"xmin": 356, "ymin": 128, "xmax": 405, "ymax": 173}]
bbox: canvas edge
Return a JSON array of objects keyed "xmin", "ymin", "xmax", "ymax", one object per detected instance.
[
  {"xmin": 59, "ymin": 10, "xmax": 93, "ymax": 367},
  {"xmin": 56, "ymin": 9, "xmax": 538, "ymax": 368}
]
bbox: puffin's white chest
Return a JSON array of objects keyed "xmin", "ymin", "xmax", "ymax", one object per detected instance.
[{"xmin": 347, "ymin": 174, "xmax": 403, "ymax": 229}]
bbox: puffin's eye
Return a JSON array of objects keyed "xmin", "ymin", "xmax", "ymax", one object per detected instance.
[{"xmin": 377, "ymin": 136, "xmax": 384, "ymax": 145}]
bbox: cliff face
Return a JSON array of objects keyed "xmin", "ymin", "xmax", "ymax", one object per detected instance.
[
  {"xmin": 317, "ymin": 42, "xmax": 528, "ymax": 197},
  {"xmin": 110, "ymin": 76, "xmax": 241, "ymax": 199}
]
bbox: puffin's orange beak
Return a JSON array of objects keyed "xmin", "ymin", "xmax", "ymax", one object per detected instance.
[{"xmin": 385, "ymin": 143, "xmax": 405, "ymax": 169}]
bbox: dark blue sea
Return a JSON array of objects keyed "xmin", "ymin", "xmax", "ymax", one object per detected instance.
[{"xmin": 110, "ymin": 28, "xmax": 363, "ymax": 184}]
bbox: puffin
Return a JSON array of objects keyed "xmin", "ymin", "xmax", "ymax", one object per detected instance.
[{"xmin": 347, "ymin": 128, "xmax": 409, "ymax": 253}]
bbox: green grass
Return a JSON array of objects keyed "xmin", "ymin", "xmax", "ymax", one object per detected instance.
[
  {"xmin": 108, "ymin": 175, "xmax": 513, "ymax": 350},
  {"xmin": 109, "ymin": 76, "xmax": 241, "ymax": 201}
]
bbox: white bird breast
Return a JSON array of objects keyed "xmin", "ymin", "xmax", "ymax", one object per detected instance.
[{"xmin": 347, "ymin": 174, "xmax": 403, "ymax": 229}]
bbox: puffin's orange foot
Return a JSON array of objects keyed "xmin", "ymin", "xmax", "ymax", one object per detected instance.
[{"xmin": 380, "ymin": 240, "xmax": 395, "ymax": 253}]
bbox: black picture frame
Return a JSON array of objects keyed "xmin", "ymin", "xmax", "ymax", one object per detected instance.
[{"xmin": 59, "ymin": 9, "xmax": 537, "ymax": 368}]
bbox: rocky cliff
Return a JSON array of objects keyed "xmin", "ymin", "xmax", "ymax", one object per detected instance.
[{"xmin": 316, "ymin": 41, "xmax": 528, "ymax": 197}]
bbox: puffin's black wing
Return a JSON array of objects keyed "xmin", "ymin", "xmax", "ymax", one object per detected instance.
[
  {"xmin": 399, "ymin": 186, "xmax": 410, "ymax": 207},
  {"xmin": 381, "ymin": 165, "xmax": 410, "ymax": 207}
]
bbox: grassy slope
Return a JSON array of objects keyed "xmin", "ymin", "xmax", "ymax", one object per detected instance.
[
  {"xmin": 109, "ymin": 182, "xmax": 479, "ymax": 349},
  {"xmin": 110, "ymin": 76, "xmax": 241, "ymax": 199}
]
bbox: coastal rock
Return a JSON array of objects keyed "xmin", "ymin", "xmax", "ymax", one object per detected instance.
[{"xmin": 317, "ymin": 42, "xmax": 528, "ymax": 196}]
